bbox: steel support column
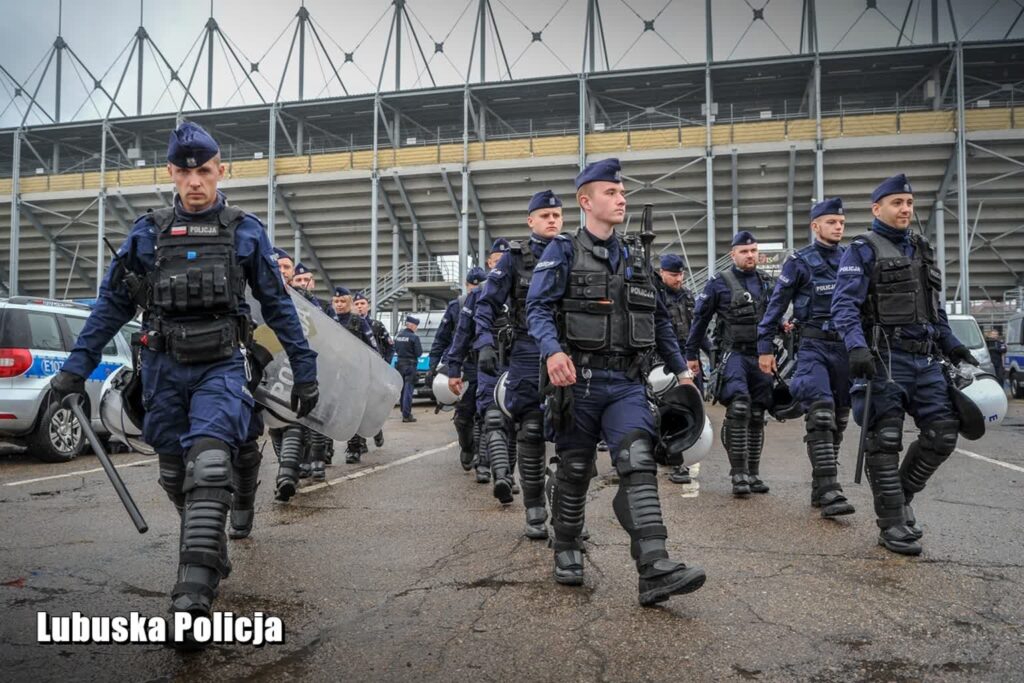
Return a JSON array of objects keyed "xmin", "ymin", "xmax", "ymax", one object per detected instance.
[
  {"xmin": 704, "ymin": 0, "xmax": 716, "ymax": 276},
  {"xmin": 460, "ymin": 87, "xmax": 470, "ymax": 289},
  {"xmin": 786, "ymin": 146, "xmax": 797, "ymax": 249},
  {"xmin": 8, "ymin": 129, "xmax": 21, "ymax": 295},
  {"xmin": 813, "ymin": 54, "xmax": 824, "ymax": 202},
  {"xmin": 267, "ymin": 105, "xmax": 277, "ymax": 243},
  {"xmin": 371, "ymin": 99, "xmax": 381, "ymax": 309},
  {"xmin": 730, "ymin": 148, "xmax": 739, "ymax": 235},
  {"xmin": 97, "ymin": 123, "xmax": 108, "ymax": 295},
  {"xmin": 955, "ymin": 42, "xmax": 970, "ymax": 311},
  {"xmin": 935, "ymin": 200, "xmax": 947, "ymax": 299},
  {"xmin": 579, "ymin": 74, "xmax": 587, "ymax": 227}
]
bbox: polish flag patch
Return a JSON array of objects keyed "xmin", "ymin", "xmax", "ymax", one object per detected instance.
[{"xmin": 170, "ymin": 226, "xmax": 187, "ymax": 236}]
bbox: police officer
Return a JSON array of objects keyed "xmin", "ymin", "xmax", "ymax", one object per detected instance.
[
  {"xmin": 656, "ymin": 253, "xmax": 707, "ymax": 485},
  {"xmin": 395, "ymin": 316, "xmax": 423, "ymax": 423},
  {"xmin": 476, "ymin": 191, "xmax": 564, "ymax": 535},
  {"xmin": 48, "ymin": 122, "xmax": 318, "ymax": 647},
  {"xmin": 831, "ymin": 174, "xmax": 977, "ymax": 555},
  {"xmin": 355, "ymin": 291, "xmax": 393, "ymax": 448},
  {"xmin": 985, "ymin": 329, "xmax": 1007, "ymax": 388},
  {"xmin": 291, "ymin": 263, "xmax": 328, "ymax": 313},
  {"xmin": 527, "ymin": 158, "xmax": 705, "ymax": 605},
  {"xmin": 686, "ymin": 231, "xmax": 774, "ymax": 497},
  {"xmin": 331, "ymin": 286, "xmax": 379, "ymax": 464},
  {"xmin": 443, "ymin": 266, "xmax": 493, "ymax": 484},
  {"xmin": 432, "ymin": 268, "xmax": 487, "ymax": 468},
  {"xmin": 757, "ymin": 198, "xmax": 856, "ymax": 519}
]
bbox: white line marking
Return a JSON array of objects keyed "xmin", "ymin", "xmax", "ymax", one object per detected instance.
[
  {"xmin": 5, "ymin": 459, "xmax": 151, "ymax": 487},
  {"xmin": 956, "ymin": 448, "xmax": 1024, "ymax": 474},
  {"xmin": 679, "ymin": 463, "xmax": 701, "ymax": 498},
  {"xmin": 297, "ymin": 441, "xmax": 458, "ymax": 494}
]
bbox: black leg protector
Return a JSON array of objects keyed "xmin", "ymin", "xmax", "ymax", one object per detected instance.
[
  {"xmin": 724, "ymin": 397, "xmax": 752, "ymax": 495},
  {"xmin": 309, "ymin": 431, "xmax": 329, "ymax": 481},
  {"xmin": 274, "ymin": 425, "xmax": 304, "ymax": 501},
  {"xmin": 834, "ymin": 407, "xmax": 851, "ymax": 459},
  {"xmin": 229, "ymin": 441, "xmax": 261, "ymax": 539},
  {"xmin": 484, "ymin": 407, "xmax": 513, "ymax": 503},
  {"xmin": 269, "ymin": 428, "xmax": 283, "ymax": 461},
  {"xmin": 747, "ymin": 406, "xmax": 769, "ymax": 493},
  {"xmin": 865, "ymin": 417, "xmax": 921, "ymax": 555},
  {"xmin": 551, "ymin": 448, "xmax": 593, "ymax": 584},
  {"xmin": 453, "ymin": 412, "xmax": 475, "ymax": 470},
  {"xmin": 473, "ymin": 416, "xmax": 490, "ymax": 482},
  {"xmin": 173, "ymin": 438, "xmax": 233, "ymax": 618},
  {"xmin": 507, "ymin": 423, "xmax": 518, "ymax": 476},
  {"xmin": 517, "ymin": 411, "xmax": 548, "ymax": 538},
  {"xmin": 900, "ymin": 419, "xmax": 959, "ymax": 498},
  {"xmin": 158, "ymin": 452, "xmax": 186, "ymax": 515},
  {"xmin": 804, "ymin": 401, "xmax": 854, "ymax": 517}
]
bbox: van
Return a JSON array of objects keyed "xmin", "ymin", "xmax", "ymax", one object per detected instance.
[
  {"xmin": 1005, "ymin": 311, "xmax": 1024, "ymax": 399},
  {"xmin": 946, "ymin": 315, "xmax": 995, "ymax": 377}
]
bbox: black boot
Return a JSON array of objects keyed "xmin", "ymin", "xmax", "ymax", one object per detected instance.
[
  {"xmin": 724, "ymin": 397, "xmax": 752, "ymax": 496},
  {"xmin": 613, "ymin": 431, "xmax": 706, "ymax": 606},
  {"xmin": 899, "ymin": 419, "xmax": 958, "ymax": 541},
  {"xmin": 454, "ymin": 412, "xmax": 475, "ymax": 470},
  {"xmin": 274, "ymin": 426, "xmax": 304, "ymax": 501},
  {"xmin": 551, "ymin": 449, "xmax": 592, "ymax": 585},
  {"xmin": 344, "ymin": 434, "xmax": 362, "ymax": 464},
  {"xmin": 309, "ymin": 431, "xmax": 329, "ymax": 482},
  {"xmin": 668, "ymin": 465, "xmax": 692, "ymax": 484},
  {"xmin": 747, "ymin": 407, "xmax": 770, "ymax": 493},
  {"xmin": 804, "ymin": 401, "xmax": 854, "ymax": 518},
  {"xmin": 483, "ymin": 408, "xmax": 514, "ymax": 503},
  {"xmin": 229, "ymin": 441, "xmax": 262, "ymax": 539},
  {"xmin": 518, "ymin": 412, "xmax": 548, "ymax": 539},
  {"xmin": 373, "ymin": 430, "xmax": 384, "ymax": 448},
  {"xmin": 865, "ymin": 418, "xmax": 920, "ymax": 555},
  {"xmin": 170, "ymin": 439, "xmax": 233, "ymax": 651}
]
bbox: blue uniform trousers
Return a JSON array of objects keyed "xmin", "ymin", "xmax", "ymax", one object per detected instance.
[
  {"xmin": 852, "ymin": 349, "xmax": 956, "ymax": 429},
  {"xmin": 720, "ymin": 351, "xmax": 773, "ymax": 408},
  {"xmin": 476, "ymin": 367, "xmax": 501, "ymax": 415},
  {"xmin": 397, "ymin": 360, "xmax": 417, "ymax": 417},
  {"xmin": 790, "ymin": 338, "xmax": 851, "ymax": 411},
  {"xmin": 506, "ymin": 339, "xmax": 543, "ymax": 418},
  {"xmin": 552, "ymin": 369, "xmax": 655, "ymax": 459}
]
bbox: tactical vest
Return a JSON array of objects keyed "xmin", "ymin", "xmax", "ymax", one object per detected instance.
[
  {"xmin": 370, "ymin": 319, "xmax": 389, "ymax": 352},
  {"xmin": 716, "ymin": 268, "xmax": 771, "ymax": 353},
  {"xmin": 559, "ymin": 229, "xmax": 658, "ymax": 367},
  {"xmin": 664, "ymin": 287, "xmax": 695, "ymax": 343},
  {"xmin": 861, "ymin": 231, "xmax": 941, "ymax": 330},
  {"xmin": 791, "ymin": 244, "xmax": 844, "ymax": 329},
  {"xmin": 147, "ymin": 205, "xmax": 248, "ymax": 365},
  {"xmin": 508, "ymin": 240, "xmax": 539, "ymax": 333}
]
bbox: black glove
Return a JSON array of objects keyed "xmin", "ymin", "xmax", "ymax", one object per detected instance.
[
  {"xmin": 291, "ymin": 381, "xmax": 319, "ymax": 419},
  {"xmin": 848, "ymin": 347, "xmax": 876, "ymax": 380},
  {"xmin": 478, "ymin": 345, "xmax": 500, "ymax": 376},
  {"xmin": 50, "ymin": 370, "xmax": 86, "ymax": 401},
  {"xmin": 543, "ymin": 384, "xmax": 575, "ymax": 435},
  {"xmin": 949, "ymin": 345, "xmax": 979, "ymax": 367}
]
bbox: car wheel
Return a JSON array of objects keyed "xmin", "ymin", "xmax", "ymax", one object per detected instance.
[
  {"xmin": 1012, "ymin": 371, "xmax": 1024, "ymax": 400},
  {"xmin": 31, "ymin": 400, "xmax": 86, "ymax": 463}
]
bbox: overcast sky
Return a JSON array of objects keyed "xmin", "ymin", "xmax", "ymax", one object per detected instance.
[{"xmin": 0, "ymin": 0, "xmax": 1018, "ymax": 127}]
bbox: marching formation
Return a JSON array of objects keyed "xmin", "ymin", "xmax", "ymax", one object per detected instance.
[{"xmin": 45, "ymin": 122, "xmax": 1008, "ymax": 649}]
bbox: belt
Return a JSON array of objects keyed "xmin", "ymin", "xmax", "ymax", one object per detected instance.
[
  {"xmin": 725, "ymin": 342, "xmax": 759, "ymax": 356},
  {"xmin": 892, "ymin": 337, "xmax": 935, "ymax": 355},
  {"xmin": 570, "ymin": 352, "xmax": 638, "ymax": 372},
  {"xmin": 800, "ymin": 327, "xmax": 841, "ymax": 342}
]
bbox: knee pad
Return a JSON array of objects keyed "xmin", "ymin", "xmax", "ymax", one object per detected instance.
[
  {"xmin": 867, "ymin": 417, "xmax": 904, "ymax": 453},
  {"xmin": 556, "ymin": 449, "xmax": 594, "ymax": 485},
  {"xmin": 725, "ymin": 396, "xmax": 751, "ymax": 421},
  {"xmin": 919, "ymin": 419, "xmax": 959, "ymax": 457},
  {"xmin": 834, "ymin": 407, "xmax": 851, "ymax": 435},
  {"xmin": 750, "ymin": 405, "xmax": 766, "ymax": 424},
  {"xmin": 614, "ymin": 429, "xmax": 658, "ymax": 477},
  {"xmin": 483, "ymin": 406, "xmax": 505, "ymax": 432},
  {"xmin": 234, "ymin": 441, "xmax": 262, "ymax": 468},
  {"xmin": 184, "ymin": 438, "xmax": 233, "ymax": 493},
  {"xmin": 158, "ymin": 452, "xmax": 186, "ymax": 507},
  {"xmin": 804, "ymin": 400, "xmax": 836, "ymax": 434},
  {"xmin": 518, "ymin": 410, "xmax": 544, "ymax": 443}
]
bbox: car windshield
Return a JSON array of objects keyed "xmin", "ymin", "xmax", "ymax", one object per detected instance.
[{"xmin": 948, "ymin": 318, "xmax": 984, "ymax": 348}]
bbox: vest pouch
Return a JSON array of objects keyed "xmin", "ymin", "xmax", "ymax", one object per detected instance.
[
  {"xmin": 565, "ymin": 312, "xmax": 608, "ymax": 351},
  {"xmin": 165, "ymin": 317, "xmax": 238, "ymax": 365},
  {"xmin": 628, "ymin": 311, "xmax": 656, "ymax": 347},
  {"xmin": 625, "ymin": 284, "xmax": 657, "ymax": 310},
  {"xmin": 568, "ymin": 272, "xmax": 609, "ymax": 300},
  {"xmin": 875, "ymin": 290, "xmax": 919, "ymax": 325},
  {"xmin": 876, "ymin": 257, "xmax": 914, "ymax": 284}
]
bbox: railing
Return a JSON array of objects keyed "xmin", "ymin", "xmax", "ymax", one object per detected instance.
[
  {"xmin": 375, "ymin": 260, "xmax": 459, "ymax": 305},
  {"xmin": 687, "ymin": 254, "xmax": 735, "ymax": 293}
]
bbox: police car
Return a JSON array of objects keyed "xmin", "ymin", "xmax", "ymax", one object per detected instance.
[{"xmin": 0, "ymin": 297, "xmax": 140, "ymax": 462}]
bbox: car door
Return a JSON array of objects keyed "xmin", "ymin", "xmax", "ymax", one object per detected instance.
[{"xmin": 59, "ymin": 313, "xmax": 124, "ymax": 433}]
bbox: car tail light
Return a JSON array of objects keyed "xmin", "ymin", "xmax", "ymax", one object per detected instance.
[{"xmin": 0, "ymin": 348, "xmax": 33, "ymax": 378}]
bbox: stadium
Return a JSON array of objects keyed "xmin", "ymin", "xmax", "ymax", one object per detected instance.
[{"xmin": 1, "ymin": 0, "xmax": 1021, "ymax": 324}]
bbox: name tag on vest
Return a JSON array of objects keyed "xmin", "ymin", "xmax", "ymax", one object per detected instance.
[
  {"xmin": 186, "ymin": 224, "xmax": 220, "ymax": 236},
  {"xmin": 628, "ymin": 285, "xmax": 655, "ymax": 303},
  {"xmin": 815, "ymin": 283, "xmax": 836, "ymax": 294}
]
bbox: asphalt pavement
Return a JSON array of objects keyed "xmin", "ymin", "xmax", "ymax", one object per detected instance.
[{"xmin": 2, "ymin": 399, "xmax": 1023, "ymax": 682}]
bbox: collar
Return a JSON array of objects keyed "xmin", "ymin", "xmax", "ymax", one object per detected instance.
[
  {"xmin": 813, "ymin": 239, "xmax": 839, "ymax": 254},
  {"xmin": 731, "ymin": 265, "xmax": 756, "ymax": 278},
  {"xmin": 174, "ymin": 191, "xmax": 226, "ymax": 222},
  {"xmin": 871, "ymin": 218, "xmax": 911, "ymax": 244}
]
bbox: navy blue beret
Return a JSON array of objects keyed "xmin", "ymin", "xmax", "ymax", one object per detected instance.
[
  {"xmin": 466, "ymin": 267, "xmax": 486, "ymax": 284},
  {"xmin": 406, "ymin": 315, "xmax": 420, "ymax": 325},
  {"xmin": 490, "ymin": 238, "xmax": 511, "ymax": 254},
  {"xmin": 731, "ymin": 231, "xmax": 757, "ymax": 248},
  {"xmin": 810, "ymin": 197, "xmax": 844, "ymax": 220},
  {"xmin": 294, "ymin": 262, "xmax": 311, "ymax": 276},
  {"xmin": 871, "ymin": 174, "xmax": 913, "ymax": 203},
  {"xmin": 575, "ymin": 158, "xmax": 622, "ymax": 190},
  {"xmin": 353, "ymin": 291, "xmax": 368, "ymax": 303},
  {"xmin": 659, "ymin": 253, "xmax": 685, "ymax": 273},
  {"xmin": 528, "ymin": 189, "xmax": 562, "ymax": 213},
  {"xmin": 167, "ymin": 121, "xmax": 219, "ymax": 169},
  {"xmin": 333, "ymin": 286, "xmax": 351, "ymax": 297},
  {"xmin": 272, "ymin": 246, "xmax": 292, "ymax": 262}
]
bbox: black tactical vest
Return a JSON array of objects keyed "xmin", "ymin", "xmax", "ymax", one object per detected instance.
[
  {"xmin": 559, "ymin": 229, "xmax": 658, "ymax": 364},
  {"xmin": 665, "ymin": 287, "xmax": 695, "ymax": 343},
  {"xmin": 370, "ymin": 319, "xmax": 389, "ymax": 351},
  {"xmin": 508, "ymin": 240, "xmax": 538, "ymax": 333},
  {"xmin": 861, "ymin": 231, "xmax": 941, "ymax": 329},
  {"xmin": 791, "ymin": 244, "xmax": 844, "ymax": 328},
  {"xmin": 716, "ymin": 268, "xmax": 771, "ymax": 352},
  {"xmin": 147, "ymin": 205, "xmax": 248, "ymax": 365}
]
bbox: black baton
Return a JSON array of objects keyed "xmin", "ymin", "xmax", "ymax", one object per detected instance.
[
  {"xmin": 854, "ymin": 379, "xmax": 872, "ymax": 485},
  {"xmin": 63, "ymin": 394, "xmax": 149, "ymax": 533}
]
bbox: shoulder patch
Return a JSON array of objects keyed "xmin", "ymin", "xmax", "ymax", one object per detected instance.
[
  {"xmin": 839, "ymin": 264, "xmax": 862, "ymax": 274},
  {"xmin": 534, "ymin": 260, "xmax": 560, "ymax": 272}
]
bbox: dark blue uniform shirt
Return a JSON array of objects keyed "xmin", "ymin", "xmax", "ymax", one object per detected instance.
[
  {"xmin": 443, "ymin": 288, "xmax": 482, "ymax": 376},
  {"xmin": 428, "ymin": 298, "xmax": 461, "ymax": 369},
  {"xmin": 474, "ymin": 234, "xmax": 550, "ymax": 350},
  {"xmin": 332, "ymin": 311, "xmax": 379, "ymax": 351},
  {"xmin": 394, "ymin": 328, "xmax": 422, "ymax": 362},
  {"xmin": 685, "ymin": 265, "xmax": 770, "ymax": 361}
]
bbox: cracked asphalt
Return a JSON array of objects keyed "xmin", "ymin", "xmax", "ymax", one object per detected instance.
[{"xmin": 1, "ymin": 399, "xmax": 1023, "ymax": 682}]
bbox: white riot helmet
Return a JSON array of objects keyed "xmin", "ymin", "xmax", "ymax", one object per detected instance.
[
  {"xmin": 656, "ymin": 383, "xmax": 708, "ymax": 466},
  {"xmin": 432, "ymin": 369, "xmax": 464, "ymax": 409},
  {"xmin": 646, "ymin": 364, "xmax": 676, "ymax": 400},
  {"xmin": 950, "ymin": 365, "xmax": 1007, "ymax": 440},
  {"xmin": 494, "ymin": 371, "xmax": 513, "ymax": 419},
  {"xmin": 99, "ymin": 366, "xmax": 154, "ymax": 455},
  {"xmin": 683, "ymin": 415, "xmax": 713, "ymax": 466}
]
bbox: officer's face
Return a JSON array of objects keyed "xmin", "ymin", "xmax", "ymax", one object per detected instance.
[
  {"xmin": 277, "ymin": 258, "xmax": 294, "ymax": 284},
  {"xmin": 333, "ymin": 295, "xmax": 352, "ymax": 314},
  {"xmin": 167, "ymin": 155, "xmax": 225, "ymax": 213},
  {"xmin": 872, "ymin": 193, "xmax": 914, "ymax": 230},
  {"xmin": 812, "ymin": 214, "xmax": 846, "ymax": 245},
  {"xmin": 527, "ymin": 207, "xmax": 563, "ymax": 240},
  {"xmin": 579, "ymin": 182, "xmax": 627, "ymax": 226},
  {"xmin": 354, "ymin": 299, "xmax": 369, "ymax": 316},
  {"xmin": 292, "ymin": 272, "xmax": 313, "ymax": 290},
  {"xmin": 660, "ymin": 269, "xmax": 683, "ymax": 290},
  {"xmin": 731, "ymin": 244, "xmax": 759, "ymax": 271},
  {"xmin": 487, "ymin": 252, "xmax": 503, "ymax": 269}
]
